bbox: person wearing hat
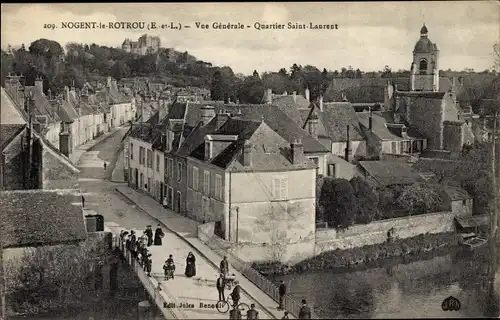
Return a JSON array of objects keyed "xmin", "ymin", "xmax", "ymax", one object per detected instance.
[
  {"xmin": 281, "ymin": 311, "xmax": 290, "ymax": 319},
  {"xmin": 144, "ymin": 225, "xmax": 153, "ymax": 246},
  {"xmin": 298, "ymin": 299, "xmax": 311, "ymax": 319},
  {"xmin": 145, "ymin": 253, "xmax": 153, "ymax": 277},
  {"xmin": 230, "ymin": 280, "xmax": 241, "ymax": 308},
  {"xmin": 216, "ymin": 273, "xmax": 226, "ymax": 301},
  {"xmin": 246, "ymin": 303, "xmax": 259, "ymax": 320}
]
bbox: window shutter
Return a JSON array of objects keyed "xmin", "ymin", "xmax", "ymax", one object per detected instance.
[{"xmin": 280, "ymin": 176, "xmax": 288, "ymax": 200}]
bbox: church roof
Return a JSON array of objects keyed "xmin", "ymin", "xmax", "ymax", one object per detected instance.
[
  {"xmin": 420, "ymin": 24, "xmax": 428, "ymax": 34},
  {"xmin": 414, "ymin": 37, "xmax": 436, "ymax": 53}
]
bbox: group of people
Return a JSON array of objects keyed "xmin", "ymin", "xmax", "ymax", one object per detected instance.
[
  {"xmin": 121, "ymin": 224, "xmax": 198, "ymax": 280},
  {"xmin": 121, "ymin": 224, "xmax": 165, "ymax": 277}
]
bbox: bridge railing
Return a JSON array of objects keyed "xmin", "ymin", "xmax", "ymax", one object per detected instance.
[
  {"xmin": 113, "ymin": 235, "xmax": 187, "ymax": 320},
  {"xmin": 197, "ymin": 227, "xmax": 320, "ymax": 319}
]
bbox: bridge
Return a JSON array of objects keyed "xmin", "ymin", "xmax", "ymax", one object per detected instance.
[{"xmin": 105, "ymin": 220, "xmax": 291, "ymax": 319}]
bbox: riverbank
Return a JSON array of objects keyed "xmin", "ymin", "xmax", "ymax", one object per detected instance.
[{"xmin": 252, "ymin": 232, "xmax": 459, "ymax": 276}]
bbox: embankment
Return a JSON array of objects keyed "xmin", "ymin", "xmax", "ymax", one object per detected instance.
[{"xmin": 252, "ymin": 232, "xmax": 459, "ymax": 276}]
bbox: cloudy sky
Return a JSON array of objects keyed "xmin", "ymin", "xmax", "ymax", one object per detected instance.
[{"xmin": 1, "ymin": 2, "xmax": 499, "ymax": 75}]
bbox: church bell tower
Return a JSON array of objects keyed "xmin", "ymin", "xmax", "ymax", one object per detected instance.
[{"xmin": 410, "ymin": 24, "xmax": 439, "ymax": 92}]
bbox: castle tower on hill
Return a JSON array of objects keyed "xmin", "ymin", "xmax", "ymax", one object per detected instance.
[
  {"xmin": 410, "ymin": 24, "xmax": 440, "ymax": 92},
  {"xmin": 122, "ymin": 34, "xmax": 161, "ymax": 55}
]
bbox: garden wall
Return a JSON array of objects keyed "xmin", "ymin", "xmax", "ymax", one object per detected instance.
[{"xmin": 315, "ymin": 210, "xmax": 470, "ymax": 255}]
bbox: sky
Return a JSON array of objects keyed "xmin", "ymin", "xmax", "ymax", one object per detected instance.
[{"xmin": 1, "ymin": 2, "xmax": 499, "ymax": 75}]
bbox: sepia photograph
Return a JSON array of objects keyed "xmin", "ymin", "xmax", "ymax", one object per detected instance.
[{"xmin": 0, "ymin": 2, "xmax": 499, "ymax": 319}]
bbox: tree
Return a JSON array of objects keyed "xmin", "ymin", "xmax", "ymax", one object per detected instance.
[
  {"xmin": 210, "ymin": 70, "xmax": 224, "ymax": 101},
  {"xmin": 252, "ymin": 70, "xmax": 259, "ymax": 78},
  {"xmin": 110, "ymin": 60, "xmax": 130, "ymax": 81},
  {"xmin": 493, "ymin": 43, "xmax": 500, "ymax": 72},
  {"xmin": 381, "ymin": 65, "xmax": 392, "ymax": 78},
  {"xmin": 350, "ymin": 177, "xmax": 380, "ymax": 224},
  {"xmin": 29, "ymin": 39, "xmax": 64, "ymax": 60},
  {"xmin": 236, "ymin": 74, "xmax": 264, "ymax": 103},
  {"xmin": 319, "ymin": 178, "xmax": 358, "ymax": 228},
  {"xmin": 5, "ymin": 237, "xmax": 113, "ymax": 315},
  {"xmin": 320, "ymin": 68, "xmax": 330, "ymax": 94},
  {"xmin": 396, "ymin": 183, "xmax": 443, "ymax": 215}
]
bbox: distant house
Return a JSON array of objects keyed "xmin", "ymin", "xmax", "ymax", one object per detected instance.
[
  {"xmin": 437, "ymin": 185, "xmax": 473, "ymax": 215},
  {"xmin": 357, "ymin": 110, "xmax": 427, "ymax": 158},
  {"xmin": 0, "ymin": 189, "xmax": 87, "ymax": 266},
  {"xmin": 1, "ymin": 88, "xmax": 80, "ymax": 191},
  {"xmin": 356, "ymin": 160, "xmax": 424, "ymax": 188},
  {"xmin": 301, "ymin": 100, "xmax": 367, "ymax": 160},
  {"xmin": 185, "ymin": 117, "xmax": 317, "ymax": 250}
]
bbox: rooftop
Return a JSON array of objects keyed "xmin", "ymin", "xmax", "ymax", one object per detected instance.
[
  {"xmin": 0, "ymin": 189, "xmax": 87, "ymax": 248},
  {"xmin": 358, "ymin": 160, "xmax": 424, "ymax": 187}
]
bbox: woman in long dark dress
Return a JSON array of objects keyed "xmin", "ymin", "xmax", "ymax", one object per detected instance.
[
  {"xmin": 154, "ymin": 224, "xmax": 164, "ymax": 246},
  {"xmin": 184, "ymin": 252, "xmax": 196, "ymax": 278}
]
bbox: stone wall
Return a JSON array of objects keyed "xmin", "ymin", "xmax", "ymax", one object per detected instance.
[{"xmin": 315, "ymin": 210, "xmax": 469, "ymax": 255}]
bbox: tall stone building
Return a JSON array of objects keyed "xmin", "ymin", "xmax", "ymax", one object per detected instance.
[
  {"xmin": 122, "ymin": 34, "xmax": 161, "ymax": 55},
  {"xmin": 410, "ymin": 24, "xmax": 440, "ymax": 92}
]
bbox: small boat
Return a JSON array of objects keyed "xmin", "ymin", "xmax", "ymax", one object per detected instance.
[{"xmin": 459, "ymin": 233, "xmax": 488, "ymax": 250}]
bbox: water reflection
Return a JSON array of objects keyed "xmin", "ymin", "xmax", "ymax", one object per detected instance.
[{"xmin": 276, "ymin": 247, "xmax": 500, "ymax": 319}]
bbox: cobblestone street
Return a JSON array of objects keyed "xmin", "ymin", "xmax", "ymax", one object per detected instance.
[{"xmin": 76, "ymin": 129, "xmax": 282, "ymax": 319}]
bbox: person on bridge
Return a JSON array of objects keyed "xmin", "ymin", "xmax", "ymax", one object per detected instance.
[
  {"xmin": 103, "ymin": 162, "xmax": 107, "ymax": 170},
  {"xmin": 163, "ymin": 254, "xmax": 175, "ymax": 280},
  {"xmin": 220, "ymin": 256, "xmax": 229, "ymax": 276},
  {"xmin": 230, "ymin": 280, "xmax": 241, "ymax": 308},
  {"xmin": 154, "ymin": 224, "xmax": 164, "ymax": 245},
  {"xmin": 145, "ymin": 253, "xmax": 152, "ymax": 277},
  {"xmin": 298, "ymin": 299, "xmax": 311, "ymax": 319},
  {"xmin": 246, "ymin": 303, "xmax": 259, "ymax": 319},
  {"xmin": 278, "ymin": 280, "xmax": 287, "ymax": 310},
  {"xmin": 184, "ymin": 252, "xmax": 196, "ymax": 278},
  {"xmin": 130, "ymin": 231, "xmax": 138, "ymax": 258},
  {"xmin": 216, "ymin": 273, "xmax": 226, "ymax": 301},
  {"xmin": 281, "ymin": 311, "xmax": 290, "ymax": 319},
  {"xmin": 144, "ymin": 225, "xmax": 153, "ymax": 246}
]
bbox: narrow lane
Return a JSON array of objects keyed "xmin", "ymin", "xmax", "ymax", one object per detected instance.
[{"xmin": 77, "ymin": 131, "xmax": 277, "ymax": 319}]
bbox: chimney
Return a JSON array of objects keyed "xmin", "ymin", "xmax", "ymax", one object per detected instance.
[
  {"xmin": 292, "ymin": 91, "xmax": 297, "ymax": 103},
  {"xmin": 200, "ymin": 105, "xmax": 216, "ymax": 126},
  {"xmin": 242, "ymin": 140, "xmax": 252, "ymax": 167},
  {"xmin": 291, "ymin": 139, "xmax": 304, "ymax": 165},
  {"xmin": 305, "ymin": 87, "xmax": 310, "ymax": 102},
  {"xmin": 47, "ymin": 88, "xmax": 52, "ymax": 100},
  {"xmin": 59, "ymin": 131, "xmax": 71, "ymax": 157},
  {"xmin": 265, "ymin": 88, "xmax": 273, "ymax": 104},
  {"xmin": 65, "ymin": 86, "xmax": 71, "ymax": 103},
  {"xmin": 345, "ymin": 125, "xmax": 352, "ymax": 162},
  {"xmin": 307, "ymin": 113, "xmax": 319, "ymax": 138},
  {"xmin": 369, "ymin": 108, "xmax": 373, "ymax": 131},
  {"xmin": 341, "ymin": 92, "xmax": 348, "ymax": 102},
  {"xmin": 107, "ymin": 77, "xmax": 112, "ymax": 88},
  {"xmin": 319, "ymin": 95, "xmax": 324, "ymax": 112},
  {"xmin": 216, "ymin": 112, "xmax": 228, "ymax": 129},
  {"xmin": 35, "ymin": 76, "xmax": 43, "ymax": 93}
]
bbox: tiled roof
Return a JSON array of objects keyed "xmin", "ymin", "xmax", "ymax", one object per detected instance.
[
  {"xmin": 25, "ymin": 86, "xmax": 60, "ymax": 123},
  {"xmin": 358, "ymin": 160, "xmax": 424, "ymax": 186},
  {"xmin": 270, "ymin": 95, "xmax": 310, "ymax": 124},
  {"xmin": 0, "ymin": 124, "xmax": 25, "ymax": 150},
  {"xmin": 1, "ymin": 87, "xmax": 26, "ymax": 125},
  {"xmin": 58, "ymin": 100, "xmax": 79, "ymax": 122},
  {"xmin": 0, "ymin": 189, "xmax": 87, "ymax": 248},
  {"xmin": 357, "ymin": 111, "xmax": 425, "ymax": 140},
  {"xmin": 177, "ymin": 119, "xmax": 219, "ymax": 158},
  {"xmin": 310, "ymin": 102, "xmax": 365, "ymax": 142},
  {"xmin": 190, "ymin": 119, "xmax": 316, "ymax": 171}
]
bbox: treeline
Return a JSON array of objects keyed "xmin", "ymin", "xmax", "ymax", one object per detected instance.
[{"xmin": 1, "ymin": 39, "xmax": 498, "ymax": 107}]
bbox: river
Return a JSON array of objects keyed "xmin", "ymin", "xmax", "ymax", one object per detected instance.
[{"xmin": 275, "ymin": 247, "xmax": 500, "ymax": 319}]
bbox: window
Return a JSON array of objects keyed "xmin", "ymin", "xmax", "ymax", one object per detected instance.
[
  {"xmin": 215, "ymin": 174, "xmax": 222, "ymax": 200},
  {"xmin": 156, "ymin": 154, "xmax": 160, "ymax": 171},
  {"xmin": 139, "ymin": 147, "xmax": 145, "ymax": 165},
  {"xmin": 328, "ymin": 164, "xmax": 336, "ymax": 177},
  {"xmin": 147, "ymin": 150, "xmax": 153, "ymax": 168},
  {"xmin": 193, "ymin": 167, "xmax": 199, "ymax": 191},
  {"xmin": 419, "ymin": 59, "xmax": 428, "ymax": 72},
  {"xmin": 130, "ymin": 143, "xmax": 134, "ymax": 160},
  {"xmin": 147, "ymin": 178, "xmax": 151, "ymax": 192},
  {"xmin": 204, "ymin": 170, "xmax": 210, "ymax": 195},
  {"xmin": 272, "ymin": 176, "xmax": 288, "ymax": 200},
  {"xmin": 391, "ymin": 141, "xmax": 397, "ymax": 154},
  {"xmin": 167, "ymin": 159, "xmax": 173, "ymax": 178},
  {"xmin": 140, "ymin": 173, "xmax": 144, "ymax": 188},
  {"xmin": 177, "ymin": 162, "xmax": 183, "ymax": 182}
]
